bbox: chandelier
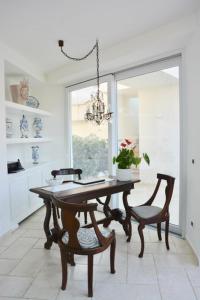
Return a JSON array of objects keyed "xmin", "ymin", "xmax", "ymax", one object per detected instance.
[{"xmin": 58, "ymin": 39, "xmax": 112, "ymax": 125}]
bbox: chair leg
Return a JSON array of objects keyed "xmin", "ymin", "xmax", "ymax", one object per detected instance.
[
  {"xmin": 138, "ymin": 223, "xmax": 145, "ymax": 258},
  {"xmin": 67, "ymin": 252, "xmax": 75, "ymax": 266},
  {"xmin": 88, "ymin": 255, "xmax": 93, "ymax": 297},
  {"xmin": 59, "ymin": 246, "xmax": 68, "ymax": 290},
  {"xmin": 110, "ymin": 238, "xmax": 116, "ymax": 274},
  {"xmin": 126, "ymin": 216, "xmax": 132, "ymax": 242},
  {"xmin": 78, "ymin": 211, "xmax": 80, "ymax": 218},
  {"xmin": 157, "ymin": 222, "xmax": 162, "ymax": 241},
  {"xmin": 165, "ymin": 217, "xmax": 170, "ymax": 250},
  {"xmin": 84, "ymin": 211, "xmax": 88, "ymax": 224}
]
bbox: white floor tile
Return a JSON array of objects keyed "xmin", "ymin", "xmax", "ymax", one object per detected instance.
[
  {"xmin": 22, "ymin": 229, "xmax": 45, "ymax": 239},
  {"xmin": 24, "ymin": 278, "xmax": 59, "ymax": 300},
  {"xmin": 0, "ymin": 238, "xmax": 38, "ymax": 260},
  {"xmin": 127, "ymin": 264, "xmax": 157, "ymax": 285},
  {"xmin": 187, "ymin": 266, "xmax": 200, "ymax": 287},
  {"xmin": 56, "ymin": 280, "xmax": 91, "ymax": 299},
  {"xmin": 0, "ymin": 275, "xmax": 32, "ymax": 297},
  {"xmin": 157, "ymin": 266, "xmax": 190, "ymax": 285},
  {"xmin": 194, "ymin": 286, "xmax": 200, "ymax": 299},
  {"xmin": 0, "ymin": 247, "xmax": 7, "ymax": 255},
  {"xmin": 154, "ymin": 253, "xmax": 198, "ymax": 269},
  {"xmin": 159, "ymin": 280, "xmax": 196, "ymax": 300},
  {"xmin": 0, "ymin": 258, "xmax": 19, "ymax": 275},
  {"xmin": 0, "ymin": 229, "xmax": 25, "ymax": 247},
  {"xmin": 10, "ymin": 249, "xmax": 48, "ymax": 277},
  {"xmin": 93, "ymin": 283, "xmax": 161, "ymax": 300}
]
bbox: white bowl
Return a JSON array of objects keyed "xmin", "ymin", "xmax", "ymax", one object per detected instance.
[{"xmin": 46, "ymin": 177, "xmax": 63, "ymax": 187}]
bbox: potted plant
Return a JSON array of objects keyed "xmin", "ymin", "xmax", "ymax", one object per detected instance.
[{"xmin": 113, "ymin": 139, "xmax": 150, "ymax": 181}]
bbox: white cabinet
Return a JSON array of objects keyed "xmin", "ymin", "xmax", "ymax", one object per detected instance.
[
  {"xmin": 27, "ymin": 168, "xmax": 43, "ymax": 212},
  {"xmin": 8, "ymin": 163, "xmax": 54, "ymax": 225},
  {"xmin": 9, "ymin": 173, "xmax": 29, "ymax": 224}
]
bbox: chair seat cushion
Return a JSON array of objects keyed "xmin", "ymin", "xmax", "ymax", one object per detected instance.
[
  {"xmin": 62, "ymin": 227, "xmax": 111, "ymax": 249},
  {"xmin": 131, "ymin": 205, "xmax": 162, "ymax": 219}
]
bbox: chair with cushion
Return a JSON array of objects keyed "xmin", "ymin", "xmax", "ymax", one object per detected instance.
[
  {"xmin": 51, "ymin": 195, "xmax": 116, "ymax": 298},
  {"xmin": 127, "ymin": 173, "xmax": 175, "ymax": 258},
  {"xmin": 51, "ymin": 168, "xmax": 89, "ymax": 224}
]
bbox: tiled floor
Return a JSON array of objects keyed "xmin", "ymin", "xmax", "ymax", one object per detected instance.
[{"xmin": 0, "ymin": 207, "xmax": 199, "ymax": 300}]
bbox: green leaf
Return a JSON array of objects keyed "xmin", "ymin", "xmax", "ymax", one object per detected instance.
[
  {"xmin": 132, "ymin": 156, "xmax": 141, "ymax": 167},
  {"xmin": 143, "ymin": 153, "xmax": 150, "ymax": 165}
]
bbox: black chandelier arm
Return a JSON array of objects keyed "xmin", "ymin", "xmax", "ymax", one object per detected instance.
[{"xmin": 58, "ymin": 39, "xmax": 98, "ymax": 62}]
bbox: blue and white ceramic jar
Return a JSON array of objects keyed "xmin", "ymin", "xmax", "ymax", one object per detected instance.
[
  {"xmin": 32, "ymin": 145, "xmax": 39, "ymax": 164},
  {"xmin": 33, "ymin": 117, "xmax": 43, "ymax": 138},
  {"xmin": 20, "ymin": 114, "xmax": 29, "ymax": 138}
]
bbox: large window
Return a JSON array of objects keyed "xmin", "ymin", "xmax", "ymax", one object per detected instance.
[
  {"xmin": 66, "ymin": 56, "xmax": 182, "ymax": 233},
  {"xmin": 70, "ymin": 83, "xmax": 109, "ymax": 178}
]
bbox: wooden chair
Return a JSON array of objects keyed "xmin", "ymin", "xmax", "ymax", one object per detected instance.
[
  {"xmin": 127, "ymin": 173, "xmax": 175, "ymax": 258},
  {"xmin": 51, "ymin": 168, "xmax": 82, "ymax": 181},
  {"xmin": 51, "ymin": 168, "xmax": 89, "ymax": 224},
  {"xmin": 51, "ymin": 195, "xmax": 116, "ymax": 298}
]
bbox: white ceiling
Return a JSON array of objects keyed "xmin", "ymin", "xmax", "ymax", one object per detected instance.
[{"xmin": 0, "ymin": 0, "xmax": 199, "ymax": 73}]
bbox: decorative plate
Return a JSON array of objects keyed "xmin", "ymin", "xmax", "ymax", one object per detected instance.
[{"xmin": 26, "ymin": 96, "xmax": 40, "ymax": 108}]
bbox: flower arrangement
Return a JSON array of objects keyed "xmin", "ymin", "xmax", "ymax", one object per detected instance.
[{"xmin": 113, "ymin": 138, "xmax": 150, "ymax": 169}]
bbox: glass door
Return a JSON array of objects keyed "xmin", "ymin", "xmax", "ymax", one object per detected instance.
[
  {"xmin": 66, "ymin": 75, "xmax": 115, "ymax": 179},
  {"xmin": 116, "ymin": 56, "xmax": 181, "ymax": 233}
]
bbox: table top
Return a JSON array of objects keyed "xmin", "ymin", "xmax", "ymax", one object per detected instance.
[{"xmin": 30, "ymin": 178, "xmax": 140, "ymax": 203}]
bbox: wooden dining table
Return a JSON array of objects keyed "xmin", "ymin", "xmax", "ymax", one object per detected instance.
[{"xmin": 30, "ymin": 178, "xmax": 140, "ymax": 250}]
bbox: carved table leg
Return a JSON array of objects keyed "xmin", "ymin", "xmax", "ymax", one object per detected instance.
[
  {"xmin": 86, "ymin": 190, "xmax": 132, "ymax": 239},
  {"xmin": 103, "ymin": 195, "xmax": 112, "ymax": 227},
  {"xmin": 122, "ymin": 190, "xmax": 132, "ymax": 241},
  {"xmin": 43, "ymin": 199, "xmax": 53, "ymax": 249}
]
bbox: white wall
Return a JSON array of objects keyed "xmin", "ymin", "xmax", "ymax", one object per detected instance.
[
  {"xmin": 184, "ymin": 20, "xmax": 200, "ymax": 261},
  {"xmin": 33, "ymin": 84, "xmax": 67, "ymax": 168},
  {"xmin": 0, "ymin": 59, "xmax": 10, "ymax": 235}
]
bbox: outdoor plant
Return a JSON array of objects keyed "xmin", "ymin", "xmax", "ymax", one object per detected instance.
[{"xmin": 113, "ymin": 138, "xmax": 150, "ymax": 169}]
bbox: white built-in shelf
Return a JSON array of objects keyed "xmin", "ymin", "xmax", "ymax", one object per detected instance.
[
  {"xmin": 5, "ymin": 101, "xmax": 52, "ymax": 117},
  {"xmin": 6, "ymin": 137, "xmax": 52, "ymax": 145}
]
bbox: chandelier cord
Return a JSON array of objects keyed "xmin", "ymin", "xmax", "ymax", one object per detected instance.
[
  {"xmin": 59, "ymin": 39, "xmax": 100, "ymax": 99},
  {"xmin": 58, "ymin": 39, "xmax": 112, "ymax": 125}
]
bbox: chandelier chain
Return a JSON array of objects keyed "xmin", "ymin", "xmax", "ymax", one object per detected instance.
[
  {"xmin": 60, "ymin": 41, "xmax": 97, "ymax": 61},
  {"xmin": 60, "ymin": 39, "xmax": 100, "ymax": 99}
]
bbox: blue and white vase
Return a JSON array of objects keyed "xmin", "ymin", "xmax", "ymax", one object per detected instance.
[
  {"xmin": 33, "ymin": 117, "xmax": 43, "ymax": 138},
  {"xmin": 32, "ymin": 146, "xmax": 39, "ymax": 164},
  {"xmin": 20, "ymin": 114, "xmax": 29, "ymax": 138}
]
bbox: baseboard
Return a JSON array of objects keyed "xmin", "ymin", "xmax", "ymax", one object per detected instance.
[{"xmin": 186, "ymin": 234, "xmax": 200, "ymax": 266}]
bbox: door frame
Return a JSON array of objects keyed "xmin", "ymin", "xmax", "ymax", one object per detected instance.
[{"xmin": 115, "ymin": 54, "xmax": 183, "ymax": 235}]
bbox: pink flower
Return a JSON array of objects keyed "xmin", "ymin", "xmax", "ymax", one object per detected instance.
[
  {"xmin": 125, "ymin": 138, "xmax": 132, "ymax": 145},
  {"xmin": 121, "ymin": 142, "xmax": 126, "ymax": 147}
]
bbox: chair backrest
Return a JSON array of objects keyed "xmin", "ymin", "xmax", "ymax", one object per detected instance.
[
  {"xmin": 144, "ymin": 173, "xmax": 175, "ymax": 215},
  {"xmin": 51, "ymin": 195, "xmax": 109, "ymax": 251},
  {"xmin": 51, "ymin": 168, "xmax": 82, "ymax": 180}
]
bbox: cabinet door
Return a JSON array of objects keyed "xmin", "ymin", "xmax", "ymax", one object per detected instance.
[
  {"xmin": 28, "ymin": 169, "xmax": 43, "ymax": 211},
  {"xmin": 9, "ymin": 174, "xmax": 29, "ymax": 223}
]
